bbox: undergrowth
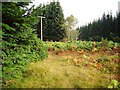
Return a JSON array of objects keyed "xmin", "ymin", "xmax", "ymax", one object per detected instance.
[{"xmin": 2, "ymin": 36, "xmax": 48, "ymax": 88}]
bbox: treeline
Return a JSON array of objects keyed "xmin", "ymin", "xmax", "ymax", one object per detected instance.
[
  {"xmin": 78, "ymin": 12, "xmax": 120, "ymax": 42},
  {"xmin": 34, "ymin": 2, "xmax": 120, "ymax": 42}
]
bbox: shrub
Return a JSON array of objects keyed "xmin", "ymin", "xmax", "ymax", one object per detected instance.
[
  {"xmin": 2, "ymin": 36, "xmax": 48, "ymax": 87},
  {"xmin": 108, "ymin": 79, "xmax": 120, "ymax": 89},
  {"xmin": 100, "ymin": 38, "xmax": 109, "ymax": 49}
]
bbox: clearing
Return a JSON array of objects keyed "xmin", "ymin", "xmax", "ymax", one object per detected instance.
[{"xmin": 11, "ymin": 48, "xmax": 120, "ymax": 88}]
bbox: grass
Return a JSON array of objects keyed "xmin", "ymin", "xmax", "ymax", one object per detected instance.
[{"xmin": 7, "ymin": 48, "xmax": 119, "ymax": 88}]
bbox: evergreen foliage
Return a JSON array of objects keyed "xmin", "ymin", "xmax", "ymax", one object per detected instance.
[
  {"xmin": 2, "ymin": 2, "xmax": 48, "ymax": 86},
  {"xmin": 33, "ymin": 1, "xmax": 66, "ymax": 41},
  {"xmin": 78, "ymin": 12, "xmax": 120, "ymax": 42}
]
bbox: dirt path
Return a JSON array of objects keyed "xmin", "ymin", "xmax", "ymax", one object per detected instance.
[{"xmin": 13, "ymin": 49, "xmax": 119, "ymax": 88}]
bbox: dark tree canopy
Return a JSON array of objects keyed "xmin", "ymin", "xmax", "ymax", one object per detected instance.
[
  {"xmin": 33, "ymin": 1, "xmax": 66, "ymax": 41},
  {"xmin": 78, "ymin": 12, "xmax": 120, "ymax": 42}
]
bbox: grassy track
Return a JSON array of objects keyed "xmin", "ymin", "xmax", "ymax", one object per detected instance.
[{"xmin": 10, "ymin": 48, "xmax": 119, "ymax": 88}]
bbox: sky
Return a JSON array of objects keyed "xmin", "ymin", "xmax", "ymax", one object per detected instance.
[{"xmin": 30, "ymin": 0, "xmax": 120, "ymax": 26}]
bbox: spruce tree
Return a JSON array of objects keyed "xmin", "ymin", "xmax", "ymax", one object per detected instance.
[
  {"xmin": 35, "ymin": 1, "xmax": 66, "ymax": 41},
  {"xmin": 2, "ymin": 2, "xmax": 48, "ymax": 85}
]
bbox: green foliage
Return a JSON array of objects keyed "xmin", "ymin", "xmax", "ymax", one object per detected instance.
[
  {"xmin": 78, "ymin": 12, "xmax": 120, "ymax": 42},
  {"xmin": 96, "ymin": 56, "xmax": 109, "ymax": 63},
  {"xmin": 76, "ymin": 41, "xmax": 93, "ymax": 50},
  {"xmin": 34, "ymin": 1, "xmax": 66, "ymax": 41},
  {"xmin": 108, "ymin": 79, "xmax": 120, "ymax": 89},
  {"xmin": 100, "ymin": 38, "xmax": 109, "ymax": 49},
  {"xmin": 65, "ymin": 15, "xmax": 78, "ymax": 41},
  {"xmin": 8, "ymin": 45, "xmax": 119, "ymax": 88},
  {"xmin": 2, "ymin": 2, "xmax": 48, "ymax": 87},
  {"xmin": 2, "ymin": 40, "xmax": 48, "ymax": 84},
  {"xmin": 46, "ymin": 40, "xmax": 119, "ymax": 51},
  {"xmin": 99, "ymin": 38, "xmax": 120, "ymax": 50}
]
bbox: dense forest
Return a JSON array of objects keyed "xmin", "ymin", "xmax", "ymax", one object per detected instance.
[
  {"xmin": 33, "ymin": 2, "xmax": 120, "ymax": 42},
  {"xmin": 78, "ymin": 12, "xmax": 120, "ymax": 42},
  {"xmin": 1, "ymin": 1, "xmax": 120, "ymax": 88},
  {"xmin": 32, "ymin": 1, "xmax": 66, "ymax": 41}
]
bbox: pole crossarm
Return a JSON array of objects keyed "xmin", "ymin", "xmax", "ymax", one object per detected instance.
[{"xmin": 37, "ymin": 16, "xmax": 45, "ymax": 41}]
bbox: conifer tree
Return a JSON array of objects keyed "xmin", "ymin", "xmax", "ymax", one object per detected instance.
[
  {"xmin": 35, "ymin": 1, "xmax": 66, "ymax": 41},
  {"xmin": 2, "ymin": 2, "xmax": 48, "ymax": 85},
  {"xmin": 78, "ymin": 12, "xmax": 120, "ymax": 42}
]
